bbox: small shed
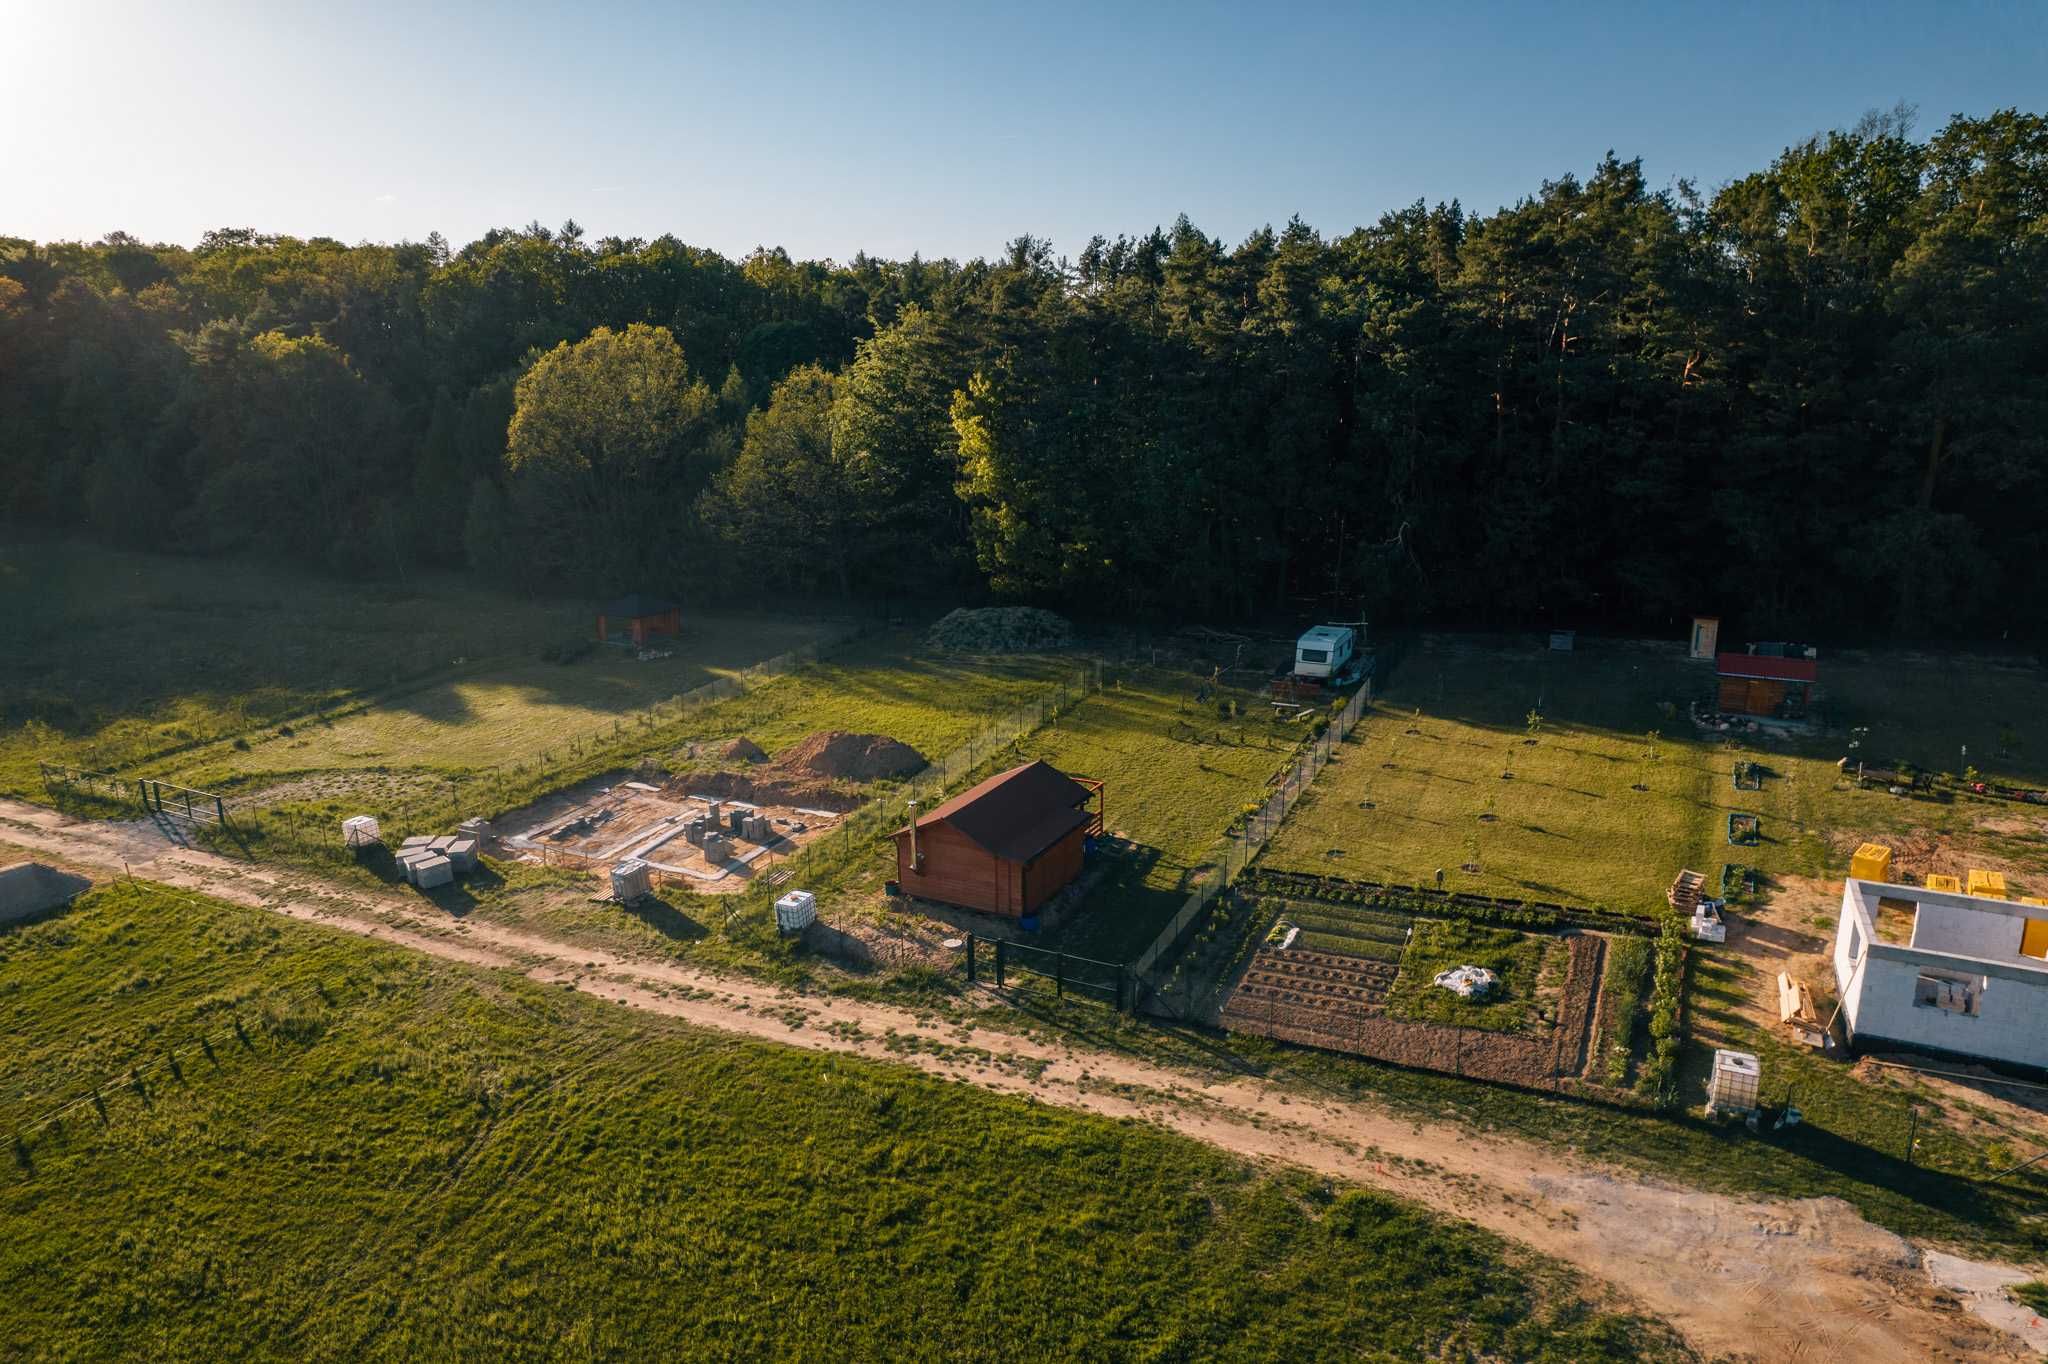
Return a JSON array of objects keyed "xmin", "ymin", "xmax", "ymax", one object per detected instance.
[
  {"xmin": 597, "ymin": 594, "xmax": 682, "ymax": 646},
  {"xmin": 892, "ymin": 760, "xmax": 1104, "ymax": 918},
  {"xmin": 1715, "ymin": 651, "xmax": 1817, "ymax": 718}
]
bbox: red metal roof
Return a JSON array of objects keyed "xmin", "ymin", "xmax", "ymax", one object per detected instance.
[
  {"xmin": 894, "ymin": 760, "xmax": 1094, "ymax": 864},
  {"xmin": 1715, "ymin": 652, "xmax": 1817, "ymax": 683}
]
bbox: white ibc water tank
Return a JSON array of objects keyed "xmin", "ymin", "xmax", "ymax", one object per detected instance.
[
  {"xmin": 1707, "ymin": 1049, "xmax": 1761, "ymax": 1115},
  {"xmin": 774, "ymin": 890, "xmax": 817, "ymax": 933},
  {"xmin": 342, "ymin": 815, "xmax": 382, "ymax": 849}
]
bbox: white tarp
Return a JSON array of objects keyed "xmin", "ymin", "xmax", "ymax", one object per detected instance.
[{"xmin": 1433, "ymin": 965, "xmax": 1498, "ymax": 999}]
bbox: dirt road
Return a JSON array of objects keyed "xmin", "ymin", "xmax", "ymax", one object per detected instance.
[{"xmin": 3, "ymin": 797, "xmax": 2039, "ymax": 1362}]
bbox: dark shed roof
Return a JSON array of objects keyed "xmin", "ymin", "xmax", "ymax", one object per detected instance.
[
  {"xmin": 1715, "ymin": 652, "xmax": 1817, "ymax": 683},
  {"xmin": 896, "ymin": 760, "xmax": 1093, "ymax": 863},
  {"xmin": 603, "ymin": 593, "xmax": 680, "ymax": 619}
]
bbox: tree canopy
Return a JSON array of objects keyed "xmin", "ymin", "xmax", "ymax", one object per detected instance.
[{"xmin": 3, "ymin": 108, "xmax": 2044, "ymax": 640}]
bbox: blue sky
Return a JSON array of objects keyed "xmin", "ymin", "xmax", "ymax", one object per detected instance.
[{"xmin": 6, "ymin": 1, "xmax": 2044, "ymax": 261}]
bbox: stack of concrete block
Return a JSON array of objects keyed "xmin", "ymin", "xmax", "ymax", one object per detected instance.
[
  {"xmin": 397, "ymin": 845, "xmax": 455, "ymax": 888},
  {"xmin": 411, "ymin": 855, "xmax": 455, "ymax": 889},
  {"xmin": 702, "ymin": 832, "xmax": 730, "ymax": 862},
  {"xmin": 704, "ymin": 800, "xmax": 723, "ymax": 826},
  {"xmin": 610, "ymin": 858, "xmax": 652, "ymax": 903},
  {"xmin": 684, "ymin": 817, "xmax": 708, "ymax": 847},
  {"xmin": 727, "ymin": 808, "xmax": 748, "ymax": 834},
  {"xmin": 396, "ymin": 830, "xmax": 480, "ymax": 886},
  {"xmin": 457, "ymin": 816, "xmax": 491, "ymax": 841},
  {"xmin": 742, "ymin": 815, "xmax": 772, "ymax": 842}
]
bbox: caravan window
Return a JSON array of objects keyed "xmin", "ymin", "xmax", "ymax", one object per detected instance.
[{"xmin": 1300, "ymin": 648, "xmax": 1329, "ymax": 663}]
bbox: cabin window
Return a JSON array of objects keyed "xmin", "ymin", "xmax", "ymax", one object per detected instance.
[
  {"xmin": 1913, "ymin": 969, "xmax": 1984, "ymax": 1017},
  {"xmin": 1300, "ymin": 648, "xmax": 1329, "ymax": 663}
]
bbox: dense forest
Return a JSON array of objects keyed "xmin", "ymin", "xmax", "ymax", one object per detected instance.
[{"xmin": 3, "ymin": 108, "xmax": 2044, "ymax": 639}]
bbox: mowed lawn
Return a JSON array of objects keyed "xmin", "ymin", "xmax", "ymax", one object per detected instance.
[
  {"xmin": 1264, "ymin": 636, "xmax": 2048, "ymax": 915},
  {"xmin": 1013, "ymin": 671, "xmax": 1304, "ymax": 961},
  {"xmin": 649, "ymin": 639, "xmax": 1083, "ymax": 774},
  {"xmin": 0, "ymin": 541, "xmax": 835, "ymax": 797},
  {"xmin": 0, "ymin": 882, "xmax": 1675, "ymax": 1363},
  {"xmin": 172, "ymin": 633, "xmax": 836, "ymax": 786}
]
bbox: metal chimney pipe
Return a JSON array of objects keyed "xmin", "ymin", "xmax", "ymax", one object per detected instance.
[{"xmin": 907, "ymin": 798, "xmax": 920, "ymax": 871}]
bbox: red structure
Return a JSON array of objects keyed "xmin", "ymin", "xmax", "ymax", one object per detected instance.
[
  {"xmin": 597, "ymin": 594, "xmax": 681, "ymax": 646},
  {"xmin": 1715, "ymin": 651, "xmax": 1818, "ymax": 717},
  {"xmin": 892, "ymin": 760, "xmax": 1104, "ymax": 919}
]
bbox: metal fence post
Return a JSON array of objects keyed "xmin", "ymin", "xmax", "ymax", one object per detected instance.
[
  {"xmin": 965, "ymin": 933, "xmax": 977, "ymax": 983},
  {"xmin": 994, "ymin": 939, "xmax": 1006, "ymax": 989},
  {"xmin": 1055, "ymin": 952, "xmax": 1065, "ymax": 999}
]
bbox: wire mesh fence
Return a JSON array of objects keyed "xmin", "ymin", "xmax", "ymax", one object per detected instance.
[{"xmin": 1131, "ymin": 681, "xmax": 1370, "ymax": 993}]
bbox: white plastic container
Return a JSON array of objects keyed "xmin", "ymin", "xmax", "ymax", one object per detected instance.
[
  {"xmin": 774, "ymin": 890, "xmax": 817, "ymax": 933},
  {"xmin": 342, "ymin": 815, "xmax": 382, "ymax": 849}
]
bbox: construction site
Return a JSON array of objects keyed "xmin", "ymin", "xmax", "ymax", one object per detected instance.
[{"xmin": 498, "ymin": 778, "xmax": 844, "ymax": 893}]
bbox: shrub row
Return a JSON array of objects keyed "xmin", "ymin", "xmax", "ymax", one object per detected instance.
[
  {"xmin": 1243, "ymin": 868, "xmax": 1611, "ymax": 933},
  {"xmin": 1636, "ymin": 916, "xmax": 1688, "ymax": 1105}
]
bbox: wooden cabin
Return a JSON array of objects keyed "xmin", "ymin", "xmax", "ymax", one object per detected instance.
[
  {"xmin": 597, "ymin": 594, "xmax": 681, "ymax": 646},
  {"xmin": 892, "ymin": 760, "xmax": 1104, "ymax": 919},
  {"xmin": 1715, "ymin": 651, "xmax": 1817, "ymax": 718}
]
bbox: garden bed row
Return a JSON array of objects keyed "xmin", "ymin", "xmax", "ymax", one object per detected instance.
[
  {"xmin": 1220, "ymin": 935, "xmax": 1608, "ymax": 1094},
  {"xmin": 1241, "ymin": 867, "xmax": 1657, "ymax": 936}
]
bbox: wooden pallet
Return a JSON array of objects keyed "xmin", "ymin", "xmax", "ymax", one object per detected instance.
[{"xmin": 1667, "ymin": 868, "xmax": 1705, "ymax": 914}]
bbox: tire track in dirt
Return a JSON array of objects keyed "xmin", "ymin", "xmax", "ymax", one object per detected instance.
[{"xmin": 1, "ymin": 798, "xmax": 2034, "ymax": 1363}]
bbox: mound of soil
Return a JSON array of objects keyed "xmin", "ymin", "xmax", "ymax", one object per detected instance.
[
  {"xmin": 721, "ymin": 736, "xmax": 768, "ymax": 764},
  {"xmin": 926, "ymin": 606, "xmax": 1075, "ymax": 653},
  {"xmin": 774, "ymin": 731, "xmax": 927, "ymax": 782}
]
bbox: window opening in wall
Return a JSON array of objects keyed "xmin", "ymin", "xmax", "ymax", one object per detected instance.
[{"xmin": 1913, "ymin": 969, "xmax": 1985, "ymax": 1017}]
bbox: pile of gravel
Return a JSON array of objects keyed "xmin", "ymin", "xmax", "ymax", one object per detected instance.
[{"xmin": 926, "ymin": 606, "xmax": 1075, "ymax": 653}]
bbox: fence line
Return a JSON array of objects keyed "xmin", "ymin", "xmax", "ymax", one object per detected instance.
[
  {"xmin": 233, "ymin": 624, "xmax": 869, "ymax": 819},
  {"xmin": 963, "ymin": 932, "xmax": 1128, "ymax": 1007},
  {"xmin": 1131, "ymin": 682, "xmax": 1370, "ymax": 988}
]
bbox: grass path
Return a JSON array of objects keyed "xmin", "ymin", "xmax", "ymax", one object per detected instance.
[{"xmin": 0, "ymin": 797, "xmax": 2032, "ymax": 1362}]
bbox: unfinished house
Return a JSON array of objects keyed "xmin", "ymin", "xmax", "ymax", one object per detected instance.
[{"xmin": 1832, "ymin": 877, "xmax": 2048, "ymax": 1071}]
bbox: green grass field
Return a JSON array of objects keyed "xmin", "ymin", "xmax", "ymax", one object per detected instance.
[
  {"xmin": 1264, "ymin": 635, "xmax": 2048, "ymax": 914},
  {"xmin": 0, "ymin": 542, "xmax": 838, "ymax": 801},
  {"xmin": 984, "ymin": 948, "xmax": 2048, "ymax": 1262},
  {"xmin": 0, "ymin": 882, "xmax": 1679, "ymax": 1362},
  {"xmin": 1007, "ymin": 671, "xmax": 1306, "ymax": 962}
]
